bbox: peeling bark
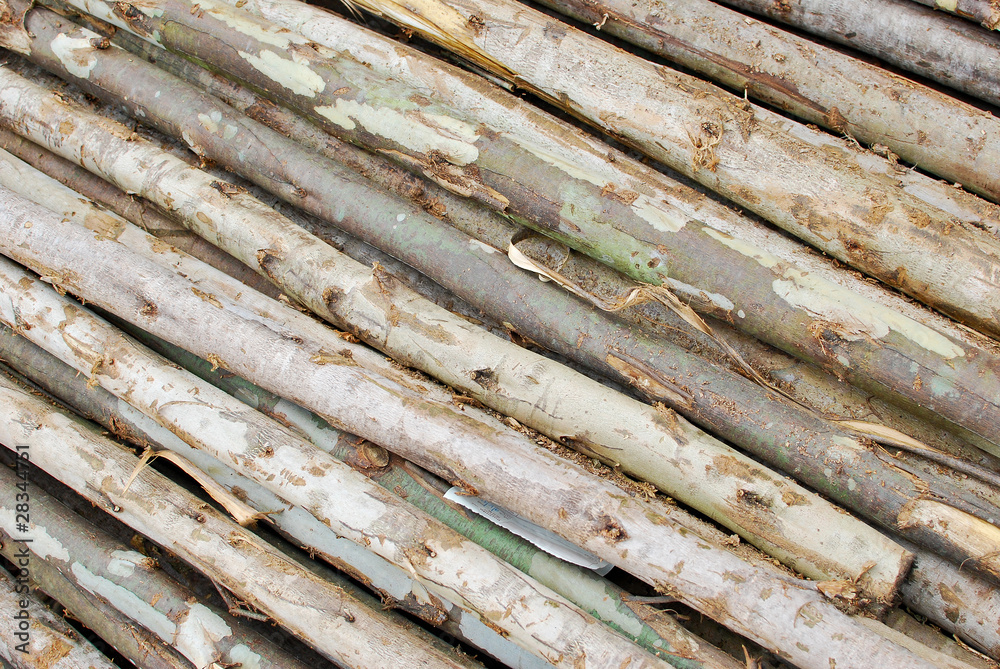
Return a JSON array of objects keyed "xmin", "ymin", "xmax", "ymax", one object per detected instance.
[
  {"xmin": 0, "ymin": 202, "xmax": 943, "ymax": 669},
  {"xmin": 0, "ymin": 252, "xmax": 669, "ymax": 667},
  {"xmin": 901, "ymin": 543, "xmax": 1000, "ymax": 660},
  {"xmin": 2, "ymin": 34, "xmax": 986, "ymax": 586},
  {"xmin": 532, "ymin": 0, "xmax": 1000, "ymax": 203},
  {"xmin": 0, "ymin": 463, "xmax": 315, "ymax": 669},
  {"xmin": 119, "ymin": 327, "xmax": 745, "ymax": 669},
  {"xmin": 718, "ymin": 0, "xmax": 1000, "ymax": 105},
  {"xmin": 0, "ymin": 60, "xmax": 918, "ymax": 597},
  {"xmin": 0, "ymin": 530, "xmax": 193, "ymax": 669}
]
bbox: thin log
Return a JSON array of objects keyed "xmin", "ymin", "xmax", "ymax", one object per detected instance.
[
  {"xmin": 0, "ymin": 529, "xmax": 193, "ymax": 669},
  {"xmin": 909, "ymin": 0, "xmax": 1000, "ymax": 29},
  {"xmin": 0, "ymin": 563, "xmax": 116, "ymax": 668},
  {"xmin": 0, "ymin": 57, "xmax": 916, "ymax": 597},
  {"xmin": 717, "ymin": 0, "xmax": 1000, "ymax": 105},
  {"xmin": 216, "ymin": 0, "xmax": 1000, "ymax": 339},
  {"xmin": 0, "ymin": 463, "xmax": 315, "ymax": 669},
  {"xmin": 65, "ymin": 0, "xmax": 1000, "ymax": 452},
  {"xmin": 882, "ymin": 609, "xmax": 998, "ymax": 668},
  {"xmin": 0, "ymin": 377, "xmax": 493, "ymax": 669},
  {"xmin": 0, "ymin": 201, "xmax": 941, "ymax": 669},
  {"xmin": 530, "ymin": 0, "xmax": 1000, "ymax": 203}
]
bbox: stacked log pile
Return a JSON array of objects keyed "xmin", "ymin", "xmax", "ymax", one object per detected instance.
[{"xmin": 0, "ymin": 0, "xmax": 996, "ymax": 666}]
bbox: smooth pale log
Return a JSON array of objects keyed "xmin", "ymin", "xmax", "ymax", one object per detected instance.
[
  {"xmin": 0, "ymin": 377, "xmax": 491, "ymax": 669},
  {"xmin": 0, "ymin": 463, "xmax": 315, "ymax": 669},
  {"xmin": 717, "ymin": 0, "xmax": 1000, "ymax": 105},
  {"xmin": 531, "ymin": 0, "xmax": 1000, "ymax": 203},
  {"xmin": 0, "ymin": 202, "xmax": 939, "ymax": 669},
  {"xmin": 0, "ymin": 58, "xmax": 914, "ymax": 596},
  {"xmin": 0, "ymin": 563, "xmax": 116, "ymax": 669}
]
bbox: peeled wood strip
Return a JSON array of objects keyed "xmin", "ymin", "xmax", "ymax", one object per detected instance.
[{"xmin": 0, "ymin": 59, "xmax": 915, "ymax": 597}]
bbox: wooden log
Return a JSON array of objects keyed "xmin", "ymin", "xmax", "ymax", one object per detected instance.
[
  {"xmin": 207, "ymin": 0, "xmax": 1000, "ymax": 339},
  {"xmin": 0, "ymin": 562, "xmax": 116, "ymax": 668},
  {"xmin": 0, "ymin": 529, "xmax": 193, "ymax": 669},
  {"xmin": 909, "ymin": 0, "xmax": 1000, "ymax": 29},
  {"xmin": 0, "ymin": 462, "xmax": 316, "ymax": 669},
  {"xmin": 0, "ymin": 373, "xmax": 491, "ymax": 669},
  {"xmin": 530, "ymin": 0, "xmax": 1000, "ymax": 203},
  {"xmin": 717, "ymin": 0, "xmax": 1000, "ymax": 105}
]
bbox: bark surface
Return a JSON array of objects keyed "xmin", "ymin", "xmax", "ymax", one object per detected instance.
[
  {"xmin": 263, "ymin": 0, "xmax": 1000, "ymax": 337},
  {"xmin": 0, "ymin": 463, "xmax": 314, "ymax": 669},
  {"xmin": 717, "ymin": 0, "xmax": 1000, "ymax": 105},
  {"xmin": 909, "ymin": 0, "xmax": 1000, "ymax": 29},
  {"xmin": 0, "ymin": 376, "xmax": 493, "ymax": 669}
]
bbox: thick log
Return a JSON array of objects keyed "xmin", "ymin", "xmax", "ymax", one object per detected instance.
[
  {"xmin": 0, "ymin": 56, "xmax": 915, "ymax": 596},
  {"xmin": 57, "ymin": 0, "xmax": 1000, "ymax": 453},
  {"xmin": 0, "ymin": 199, "xmax": 941, "ymax": 669},
  {"xmin": 531, "ymin": 0, "xmax": 1000, "ymax": 203},
  {"xmin": 717, "ymin": 0, "xmax": 1000, "ymax": 105}
]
